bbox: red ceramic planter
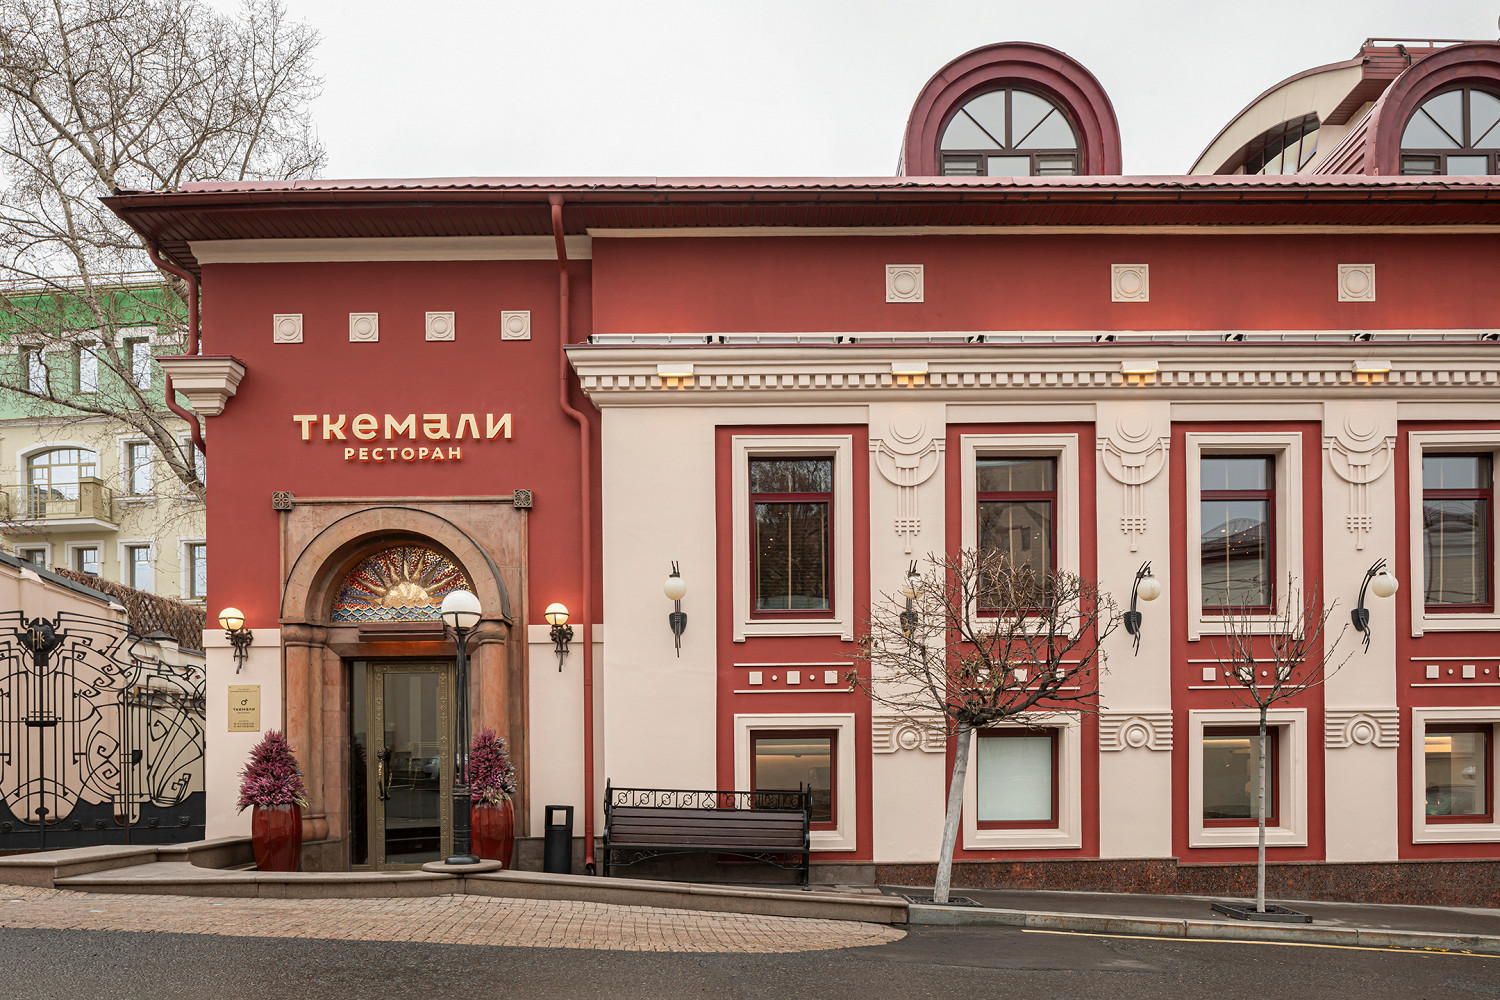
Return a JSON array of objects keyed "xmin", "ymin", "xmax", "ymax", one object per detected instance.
[
  {"xmin": 251, "ymin": 803, "xmax": 303, "ymax": 872},
  {"xmin": 472, "ymin": 799, "xmax": 515, "ymax": 868}
]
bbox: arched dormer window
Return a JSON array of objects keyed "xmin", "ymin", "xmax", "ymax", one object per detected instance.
[
  {"xmin": 1243, "ymin": 114, "xmax": 1320, "ymax": 175},
  {"xmin": 939, "ymin": 88, "xmax": 1079, "ymax": 177},
  {"xmin": 1400, "ymin": 87, "xmax": 1500, "ymax": 175}
]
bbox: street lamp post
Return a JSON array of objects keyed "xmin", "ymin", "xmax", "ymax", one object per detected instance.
[{"xmin": 440, "ymin": 590, "xmax": 482, "ymax": 865}]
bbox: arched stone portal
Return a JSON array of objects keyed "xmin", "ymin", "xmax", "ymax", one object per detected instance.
[{"xmin": 278, "ymin": 500, "xmax": 524, "ymax": 870}]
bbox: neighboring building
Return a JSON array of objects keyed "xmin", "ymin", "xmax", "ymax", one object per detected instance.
[
  {"xmin": 0, "ymin": 274, "xmax": 207, "ymax": 604},
  {"xmin": 105, "ymin": 37, "xmax": 1500, "ymax": 902}
]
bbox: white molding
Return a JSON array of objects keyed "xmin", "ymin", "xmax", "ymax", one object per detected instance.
[
  {"xmin": 730, "ymin": 434, "xmax": 854, "ymax": 642},
  {"xmin": 191, "ymin": 235, "xmax": 594, "ymax": 263},
  {"xmin": 272, "ymin": 314, "xmax": 303, "ymax": 344},
  {"xmin": 178, "ymin": 536, "xmax": 207, "ymax": 601},
  {"xmin": 349, "ymin": 313, "xmax": 379, "ymax": 343},
  {"xmin": 1324, "ymin": 709, "xmax": 1400, "ymax": 749},
  {"xmin": 1187, "ymin": 708, "xmax": 1308, "ymax": 849},
  {"xmin": 1410, "ymin": 707, "xmax": 1500, "ymax": 844},
  {"xmin": 962, "ymin": 713, "xmax": 1083, "ymax": 850},
  {"xmin": 885, "ymin": 264, "xmax": 924, "ymax": 303},
  {"xmin": 117, "ymin": 436, "xmax": 152, "ymax": 499},
  {"xmin": 733, "ymin": 712, "xmax": 856, "ymax": 852},
  {"xmin": 63, "ymin": 539, "xmax": 102, "ymax": 576},
  {"xmin": 959, "ymin": 432, "xmax": 1081, "ymax": 588},
  {"xmin": 117, "ymin": 538, "xmax": 156, "ymax": 592},
  {"xmin": 425, "ymin": 312, "xmax": 456, "ymax": 342},
  {"xmin": 1099, "ymin": 711, "xmax": 1174, "ymax": 751},
  {"xmin": 501, "ymin": 311, "xmax": 532, "ymax": 341},
  {"xmin": 1406, "ymin": 431, "xmax": 1500, "ymax": 635},
  {"xmin": 1184, "ymin": 432, "xmax": 1304, "ymax": 639},
  {"xmin": 155, "ymin": 356, "xmax": 246, "ymax": 417},
  {"xmin": 1338, "ymin": 264, "xmax": 1376, "ymax": 303},
  {"xmin": 13, "ymin": 544, "xmax": 49, "ymax": 568},
  {"xmin": 586, "ymin": 225, "xmax": 1500, "ymax": 238},
  {"xmin": 1111, "ymin": 264, "xmax": 1149, "ymax": 303},
  {"xmin": 14, "ymin": 440, "xmax": 100, "ymax": 488}
]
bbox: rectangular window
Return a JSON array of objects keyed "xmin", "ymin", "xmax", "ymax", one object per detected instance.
[
  {"xmin": 127, "ymin": 545, "xmax": 152, "ymax": 591},
  {"xmin": 976, "ymin": 728, "xmax": 1058, "ymax": 827},
  {"xmin": 1425, "ymin": 725, "xmax": 1492, "ymax": 823},
  {"xmin": 977, "ymin": 458, "xmax": 1055, "ymax": 605},
  {"xmin": 1202, "ymin": 726, "xmax": 1279, "ymax": 827},
  {"xmin": 18, "ymin": 547, "xmax": 47, "ymax": 568},
  {"xmin": 23, "ymin": 349, "xmax": 46, "ymax": 394},
  {"xmin": 1423, "ymin": 454, "xmax": 1492, "ymax": 610},
  {"xmin": 1200, "ymin": 456, "xmax": 1274, "ymax": 613},
  {"xmin": 751, "ymin": 731, "xmax": 835, "ymax": 828},
  {"xmin": 128, "ymin": 338, "xmax": 151, "ymax": 391},
  {"xmin": 127, "ymin": 442, "xmax": 152, "ymax": 496},
  {"xmin": 73, "ymin": 546, "xmax": 100, "ymax": 576},
  {"xmin": 77, "ymin": 345, "xmax": 98, "ymax": 393},
  {"xmin": 750, "ymin": 457, "xmax": 832, "ymax": 614},
  {"xmin": 187, "ymin": 543, "xmax": 207, "ymax": 599}
]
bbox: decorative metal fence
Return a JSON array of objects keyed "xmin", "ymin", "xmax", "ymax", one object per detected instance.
[{"xmin": 0, "ymin": 611, "xmax": 206, "ymax": 851}]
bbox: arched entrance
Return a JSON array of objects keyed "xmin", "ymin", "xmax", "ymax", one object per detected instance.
[{"xmin": 278, "ymin": 502, "xmax": 524, "ymax": 870}]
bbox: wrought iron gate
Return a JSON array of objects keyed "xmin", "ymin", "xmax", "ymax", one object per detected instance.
[{"xmin": 0, "ymin": 611, "xmax": 206, "ymax": 851}]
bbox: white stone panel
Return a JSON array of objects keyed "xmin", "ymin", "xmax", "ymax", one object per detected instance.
[{"xmin": 204, "ymin": 631, "xmax": 283, "ymax": 840}]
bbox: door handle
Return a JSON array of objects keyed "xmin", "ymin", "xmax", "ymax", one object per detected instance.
[{"xmin": 376, "ymin": 746, "xmax": 393, "ymax": 801}]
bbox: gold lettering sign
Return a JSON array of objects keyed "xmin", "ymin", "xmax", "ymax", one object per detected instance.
[
  {"xmin": 291, "ymin": 412, "xmax": 511, "ymax": 462},
  {"xmin": 228, "ymin": 684, "xmax": 261, "ymax": 733}
]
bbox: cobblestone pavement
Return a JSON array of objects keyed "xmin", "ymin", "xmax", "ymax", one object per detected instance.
[{"xmin": 0, "ymin": 883, "xmax": 903, "ymax": 953}]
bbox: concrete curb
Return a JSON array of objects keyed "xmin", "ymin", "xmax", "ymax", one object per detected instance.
[{"xmin": 908, "ymin": 903, "xmax": 1500, "ymax": 955}]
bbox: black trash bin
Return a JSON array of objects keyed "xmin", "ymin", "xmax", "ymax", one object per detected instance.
[{"xmin": 543, "ymin": 804, "xmax": 574, "ymax": 874}]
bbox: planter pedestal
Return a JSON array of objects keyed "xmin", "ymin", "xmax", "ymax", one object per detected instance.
[
  {"xmin": 251, "ymin": 803, "xmax": 303, "ymax": 872},
  {"xmin": 472, "ymin": 799, "xmax": 515, "ymax": 868}
]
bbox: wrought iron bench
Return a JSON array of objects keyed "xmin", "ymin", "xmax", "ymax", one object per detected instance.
[{"xmin": 601, "ymin": 781, "xmax": 811, "ymax": 888}]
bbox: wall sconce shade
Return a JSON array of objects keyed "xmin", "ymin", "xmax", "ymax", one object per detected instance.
[
  {"xmin": 1352, "ymin": 358, "xmax": 1391, "ymax": 374},
  {"xmin": 1352, "ymin": 558, "xmax": 1399, "ymax": 651},
  {"xmin": 665, "ymin": 561, "xmax": 687, "ymax": 656},
  {"xmin": 440, "ymin": 589, "xmax": 481, "ymax": 630},
  {"xmin": 890, "ymin": 360, "xmax": 928, "ymax": 376},
  {"xmin": 1119, "ymin": 360, "xmax": 1159, "ymax": 376},
  {"xmin": 545, "ymin": 602, "xmax": 573, "ymax": 670},
  {"xmin": 1123, "ymin": 561, "xmax": 1160, "ymax": 655},
  {"xmin": 218, "ymin": 607, "xmax": 253, "ymax": 673},
  {"xmin": 656, "ymin": 362, "xmax": 695, "ymax": 378}
]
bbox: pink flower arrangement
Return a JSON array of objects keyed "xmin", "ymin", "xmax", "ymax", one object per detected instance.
[
  {"xmin": 236, "ymin": 730, "xmax": 309, "ymax": 812},
  {"xmin": 468, "ymin": 727, "xmax": 517, "ymax": 805}
]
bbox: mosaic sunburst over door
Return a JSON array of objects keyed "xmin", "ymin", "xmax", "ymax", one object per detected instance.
[{"xmin": 332, "ymin": 546, "xmax": 472, "ymax": 622}]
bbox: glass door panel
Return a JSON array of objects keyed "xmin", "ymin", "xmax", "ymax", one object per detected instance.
[{"xmin": 353, "ymin": 661, "xmax": 453, "ymax": 868}]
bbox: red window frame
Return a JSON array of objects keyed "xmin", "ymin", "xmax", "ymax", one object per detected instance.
[
  {"xmin": 748, "ymin": 457, "xmax": 834, "ymax": 619},
  {"xmin": 1422, "ymin": 453, "xmax": 1494, "ymax": 613},
  {"xmin": 1425, "ymin": 724, "xmax": 1493, "ymax": 824},
  {"xmin": 1200, "ymin": 454, "xmax": 1276, "ymax": 616},
  {"xmin": 975, "ymin": 727, "xmax": 1060, "ymax": 830},
  {"xmin": 1202, "ymin": 725, "xmax": 1279, "ymax": 828},
  {"xmin": 976, "ymin": 456, "xmax": 1057, "ymax": 612},
  {"xmin": 750, "ymin": 729, "xmax": 837, "ymax": 831}
]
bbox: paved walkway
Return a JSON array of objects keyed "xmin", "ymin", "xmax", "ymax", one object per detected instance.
[{"xmin": 0, "ymin": 883, "xmax": 904, "ymax": 953}]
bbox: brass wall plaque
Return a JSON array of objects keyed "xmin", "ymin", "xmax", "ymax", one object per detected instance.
[{"xmin": 228, "ymin": 684, "xmax": 261, "ymax": 732}]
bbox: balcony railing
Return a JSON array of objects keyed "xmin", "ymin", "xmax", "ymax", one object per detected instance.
[{"xmin": 0, "ymin": 478, "xmax": 118, "ymax": 524}]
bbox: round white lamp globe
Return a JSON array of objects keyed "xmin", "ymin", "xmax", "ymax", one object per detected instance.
[{"xmin": 440, "ymin": 590, "xmax": 482, "ymax": 630}]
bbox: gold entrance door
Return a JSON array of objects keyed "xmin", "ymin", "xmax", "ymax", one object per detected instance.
[{"xmin": 350, "ymin": 660, "xmax": 454, "ymax": 868}]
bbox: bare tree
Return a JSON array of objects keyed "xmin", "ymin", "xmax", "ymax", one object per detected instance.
[
  {"xmin": 1208, "ymin": 577, "xmax": 1350, "ymax": 915},
  {"xmin": 848, "ymin": 550, "xmax": 1119, "ymax": 905},
  {"xmin": 0, "ymin": 0, "xmax": 325, "ymax": 499}
]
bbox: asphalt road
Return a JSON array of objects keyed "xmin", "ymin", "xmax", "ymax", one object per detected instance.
[{"xmin": 6, "ymin": 924, "xmax": 1497, "ymax": 999}]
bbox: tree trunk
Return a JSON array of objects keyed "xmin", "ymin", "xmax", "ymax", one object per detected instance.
[
  {"xmin": 1256, "ymin": 708, "xmax": 1268, "ymax": 913},
  {"xmin": 934, "ymin": 726, "xmax": 971, "ymax": 905}
]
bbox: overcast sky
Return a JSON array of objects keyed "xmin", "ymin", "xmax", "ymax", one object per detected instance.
[{"xmin": 269, "ymin": 0, "xmax": 1494, "ymax": 179}]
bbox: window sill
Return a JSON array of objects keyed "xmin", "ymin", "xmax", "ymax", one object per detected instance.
[
  {"xmin": 964, "ymin": 825, "xmax": 1081, "ymax": 851},
  {"xmin": 1189, "ymin": 825, "xmax": 1306, "ymax": 849},
  {"xmin": 1412, "ymin": 820, "xmax": 1500, "ymax": 844},
  {"xmin": 735, "ymin": 619, "xmax": 851, "ymax": 642},
  {"xmin": 1413, "ymin": 611, "xmax": 1500, "ymax": 636}
]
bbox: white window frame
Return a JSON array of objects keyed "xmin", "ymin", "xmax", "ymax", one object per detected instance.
[
  {"xmin": 22, "ymin": 348, "xmax": 47, "ymax": 394},
  {"xmin": 77, "ymin": 340, "xmax": 99, "ymax": 394},
  {"xmin": 1406, "ymin": 432, "xmax": 1500, "ymax": 635},
  {"xmin": 177, "ymin": 434, "xmax": 206, "ymax": 494},
  {"xmin": 64, "ymin": 541, "xmax": 103, "ymax": 576},
  {"xmin": 180, "ymin": 537, "xmax": 207, "ymax": 601},
  {"xmin": 1411, "ymin": 707, "xmax": 1500, "ymax": 844},
  {"xmin": 15, "ymin": 545, "xmax": 49, "ymax": 569},
  {"xmin": 731, "ymin": 435, "xmax": 854, "ymax": 642},
  {"xmin": 1184, "ymin": 433, "xmax": 1304, "ymax": 639},
  {"xmin": 120, "ymin": 438, "xmax": 153, "ymax": 498},
  {"xmin": 119, "ymin": 540, "xmax": 155, "ymax": 592},
  {"xmin": 962, "ymin": 712, "xmax": 1082, "ymax": 850},
  {"xmin": 734, "ymin": 712, "xmax": 857, "ymax": 852},
  {"xmin": 1187, "ymin": 708, "xmax": 1308, "ymax": 849}
]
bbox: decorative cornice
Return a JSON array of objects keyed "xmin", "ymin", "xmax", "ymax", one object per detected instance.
[
  {"xmin": 568, "ymin": 343, "xmax": 1500, "ymax": 404},
  {"xmin": 155, "ymin": 354, "xmax": 245, "ymax": 417}
]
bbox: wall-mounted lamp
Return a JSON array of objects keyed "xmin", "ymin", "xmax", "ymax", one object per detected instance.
[
  {"xmin": 1351, "ymin": 358, "xmax": 1391, "ymax": 375},
  {"xmin": 664, "ymin": 562, "xmax": 687, "ymax": 656},
  {"xmin": 891, "ymin": 360, "xmax": 928, "ymax": 386},
  {"xmin": 656, "ymin": 362, "xmax": 695, "ymax": 380},
  {"xmin": 544, "ymin": 602, "xmax": 573, "ymax": 671},
  {"xmin": 899, "ymin": 560, "xmax": 921, "ymax": 637},
  {"xmin": 1352, "ymin": 558, "xmax": 1399, "ymax": 652},
  {"xmin": 1122, "ymin": 562, "xmax": 1161, "ymax": 655},
  {"xmin": 218, "ymin": 607, "xmax": 253, "ymax": 673}
]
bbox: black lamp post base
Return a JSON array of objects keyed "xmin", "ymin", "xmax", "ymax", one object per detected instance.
[{"xmin": 444, "ymin": 853, "xmax": 482, "ymax": 866}]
